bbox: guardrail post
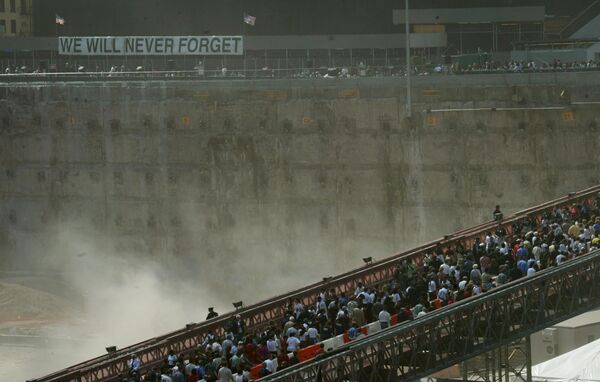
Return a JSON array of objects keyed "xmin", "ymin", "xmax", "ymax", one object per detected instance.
[{"xmin": 525, "ymin": 336, "xmax": 532, "ymax": 382}]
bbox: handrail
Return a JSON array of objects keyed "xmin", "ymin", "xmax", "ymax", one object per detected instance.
[
  {"xmin": 31, "ymin": 184, "xmax": 600, "ymax": 382},
  {"xmin": 2, "ymin": 65, "xmax": 600, "ymax": 84},
  {"xmin": 263, "ymin": 249, "xmax": 600, "ymax": 381}
]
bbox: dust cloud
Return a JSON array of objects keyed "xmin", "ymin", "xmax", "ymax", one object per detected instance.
[{"xmin": 1, "ymin": 206, "xmax": 366, "ymax": 381}]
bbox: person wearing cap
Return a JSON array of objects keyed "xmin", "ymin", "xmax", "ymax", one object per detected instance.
[
  {"xmin": 206, "ymin": 307, "xmax": 218, "ymax": 320},
  {"xmin": 282, "ymin": 316, "xmax": 295, "ymax": 336}
]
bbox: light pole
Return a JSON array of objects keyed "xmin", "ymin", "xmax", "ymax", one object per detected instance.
[{"xmin": 405, "ymin": 0, "xmax": 412, "ymax": 118}]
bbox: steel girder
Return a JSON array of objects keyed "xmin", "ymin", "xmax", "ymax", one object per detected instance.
[
  {"xmin": 462, "ymin": 336, "xmax": 531, "ymax": 382},
  {"xmin": 262, "ymin": 249, "xmax": 600, "ymax": 382}
]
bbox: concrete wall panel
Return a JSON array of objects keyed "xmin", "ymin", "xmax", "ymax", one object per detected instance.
[{"xmin": 1, "ymin": 74, "xmax": 599, "ymax": 279}]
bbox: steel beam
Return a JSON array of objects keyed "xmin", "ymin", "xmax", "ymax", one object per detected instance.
[{"xmin": 262, "ymin": 250, "xmax": 600, "ymax": 382}]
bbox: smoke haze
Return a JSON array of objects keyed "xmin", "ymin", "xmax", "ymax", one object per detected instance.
[{"xmin": 1, "ymin": 208, "xmax": 375, "ymax": 381}]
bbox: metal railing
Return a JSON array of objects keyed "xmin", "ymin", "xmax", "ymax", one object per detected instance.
[
  {"xmin": 30, "ymin": 184, "xmax": 600, "ymax": 382},
  {"xmin": 262, "ymin": 248, "xmax": 600, "ymax": 381},
  {"xmin": 1, "ymin": 64, "xmax": 600, "ymax": 83}
]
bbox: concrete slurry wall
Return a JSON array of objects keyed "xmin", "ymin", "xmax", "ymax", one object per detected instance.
[{"xmin": 0, "ymin": 73, "xmax": 599, "ymax": 297}]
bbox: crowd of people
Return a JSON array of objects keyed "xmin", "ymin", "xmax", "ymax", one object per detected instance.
[
  {"xmin": 121, "ymin": 195, "xmax": 600, "ymax": 382},
  {"xmin": 3, "ymin": 57, "xmax": 600, "ymax": 80},
  {"xmin": 445, "ymin": 58, "xmax": 600, "ymax": 74}
]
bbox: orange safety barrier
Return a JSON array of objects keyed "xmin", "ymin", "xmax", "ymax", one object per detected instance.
[
  {"xmin": 343, "ymin": 326, "xmax": 369, "ymax": 343},
  {"xmin": 296, "ymin": 344, "xmax": 324, "ymax": 362}
]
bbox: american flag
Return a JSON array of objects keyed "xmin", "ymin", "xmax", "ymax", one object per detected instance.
[
  {"xmin": 243, "ymin": 13, "xmax": 256, "ymax": 26},
  {"xmin": 55, "ymin": 14, "xmax": 65, "ymax": 25}
]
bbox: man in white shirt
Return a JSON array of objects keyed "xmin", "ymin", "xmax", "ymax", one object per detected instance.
[
  {"xmin": 266, "ymin": 335, "xmax": 279, "ymax": 354},
  {"xmin": 218, "ymin": 363, "xmax": 234, "ymax": 382},
  {"xmin": 354, "ymin": 282, "xmax": 365, "ymax": 296},
  {"xmin": 439, "ymin": 263, "xmax": 450, "ymax": 276},
  {"xmin": 286, "ymin": 334, "xmax": 301, "ymax": 352},
  {"xmin": 306, "ymin": 325, "xmax": 319, "ymax": 344},
  {"xmin": 264, "ymin": 357, "xmax": 276, "ymax": 373},
  {"xmin": 437, "ymin": 286, "xmax": 448, "ymax": 302},
  {"xmin": 427, "ymin": 278, "xmax": 437, "ymax": 300},
  {"xmin": 378, "ymin": 309, "xmax": 391, "ymax": 329}
]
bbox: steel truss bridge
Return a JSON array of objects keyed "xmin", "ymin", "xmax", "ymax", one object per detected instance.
[
  {"xmin": 262, "ymin": 249, "xmax": 600, "ymax": 382},
  {"xmin": 32, "ymin": 184, "xmax": 600, "ymax": 382}
]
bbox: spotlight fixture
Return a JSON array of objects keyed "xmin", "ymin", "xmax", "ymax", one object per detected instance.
[
  {"xmin": 186, "ymin": 323, "xmax": 196, "ymax": 329},
  {"xmin": 105, "ymin": 346, "xmax": 117, "ymax": 354},
  {"xmin": 322, "ymin": 276, "xmax": 333, "ymax": 282},
  {"xmin": 232, "ymin": 301, "xmax": 243, "ymax": 309},
  {"xmin": 362, "ymin": 257, "xmax": 373, "ymax": 265}
]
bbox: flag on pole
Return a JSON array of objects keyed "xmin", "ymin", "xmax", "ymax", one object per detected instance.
[
  {"xmin": 55, "ymin": 14, "xmax": 65, "ymax": 25},
  {"xmin": 243, "ymin": 13, "xmax": 256, "ymax": 26}
]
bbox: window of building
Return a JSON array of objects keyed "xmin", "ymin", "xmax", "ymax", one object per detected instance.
[
  {"xmin": 0, "ymin": 0, "xmax": 5, "ymax": 12},
  {"xmin": 9, "ymin": 0, "xmax": 15, "ymax": 12},
  {"xmin": 10, "ymin": 19, "xmax": 16, "ymax": 33},
  {"xmin": 0, "ymin": 20, "xmax": 6, "ymax": 34},
  {"xmin": 20, "ymin": 0, "xmax": 26, "ymax": 14}
]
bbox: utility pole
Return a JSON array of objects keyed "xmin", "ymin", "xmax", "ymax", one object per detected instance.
[{"xmin": 405, "ymin": 0, "xmax": 412, "ymax": 118}]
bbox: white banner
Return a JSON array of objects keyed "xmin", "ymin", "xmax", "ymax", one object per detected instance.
[{"xmin": 58, "ymin": 36, "xmax": 244, "ymax": 56}]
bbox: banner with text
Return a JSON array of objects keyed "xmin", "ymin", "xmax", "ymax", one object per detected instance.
[{"xmin": 58, "ymin": 36, "xmax": 244, "ymax": 55}]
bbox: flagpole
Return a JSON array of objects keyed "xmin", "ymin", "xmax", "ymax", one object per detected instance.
[
  {"xmin": 55, "ymin": 16, "xmax": 58, "ymax": 72},
  {"xmin": 242, "ymin": 0, "xmax": 246, "ymax": 36},
  {"xmin": 242, "ymin": 0, "xmax": 246, "ymax": 76},
  {"xmin": 405, "ymin": 0, "xmax": 412, "ymax": 118}
]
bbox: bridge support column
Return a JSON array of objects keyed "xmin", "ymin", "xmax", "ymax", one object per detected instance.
[{"xmin": 461, "ymin": 336, "xmax": 532, "ymax": 382}]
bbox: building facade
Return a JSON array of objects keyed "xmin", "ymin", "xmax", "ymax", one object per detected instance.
[{"xmin": 0, "ymin": 0, "xmax": 32, "ymax": 37}]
